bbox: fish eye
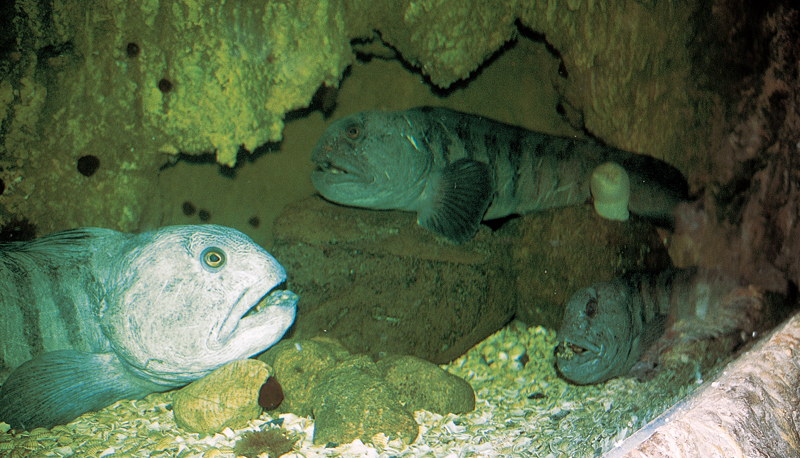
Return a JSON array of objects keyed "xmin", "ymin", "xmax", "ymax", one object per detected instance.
[
  {"xmin": 344, "ymin": 124, "xmax": 361, "ymax": 139},
  {"xmin": 585, "ymin": 298, "xmax": 597, "ymax": 318},
  {"xmin": 201, "ymin": 247, "xmax": 226, "ymax": 270}
]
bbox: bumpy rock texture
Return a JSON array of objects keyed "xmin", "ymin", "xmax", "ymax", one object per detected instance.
[
  {"xmin": 668, "ymin": 4, "xmax": 800, "ymax": 296},
  {"xmin": 0, "ymin": 0, "xmax": 701, "ymax": 235},
  {"xmin": 258, "ymin": 337, "xmax": 476, "ymax": 446},
  {"xmin": 173, "ymin": 359, "xmax": 270, "ymax": 434}
]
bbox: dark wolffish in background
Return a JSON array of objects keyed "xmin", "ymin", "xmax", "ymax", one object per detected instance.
[
  {"xmin": 555, "ymin": 268, "xmax": 766, "ymax": 385},
  {"xmin": 0, "ymin": 225, "xmax": 298, "ymax": 430},
  {"xmin": 311, "ymin": 106, "xmax": 689, "ymax": 243}
]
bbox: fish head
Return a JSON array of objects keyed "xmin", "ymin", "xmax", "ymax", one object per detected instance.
[
  {"xmin": 554, "ymin": 280, "xmax": 636, "ymax": 384},
  {"xmin": 100, "ymin": 225, "xmax": 297, "ymax": 386},
  {"xmin": 311, "ymin": 110, "xmax": 432, "ymax": 211}
]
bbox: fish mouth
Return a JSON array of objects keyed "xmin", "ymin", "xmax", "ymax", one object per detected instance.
[
  {"xmin": 311, "ymin": 143, "xmax": 367, "ymax": 183},
  {"xmin": 556, "ymin": 337, "xmax": 602, "ymax": 360},
  {"xmin": 314, "ymin": 160, "xmax": 352, "ymax": 176},
  {"xmin": 312, "ymin": 153, "xmax": 365, "ymax": 179},
  {"xmin": 211, "ymin": 278, "xmax": 298, "ymax": 351}
]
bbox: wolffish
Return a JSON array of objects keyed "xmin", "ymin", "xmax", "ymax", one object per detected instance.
[
  {"xmin": 311, "ymin": 106, "xmax": 689, "ymax": 243},
  {"xmin": 0, "ymin": 225, "xmax": 298, "ymax": 430},
  {"xmin": 554, "ymin": 268, "xmax": 763, "ymax": 385}
]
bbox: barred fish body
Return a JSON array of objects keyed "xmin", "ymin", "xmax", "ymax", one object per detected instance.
[
  {"xmin": 312, "ymin": 107, "xmax": 688, "ymax": 243},
  {"xmin": 0, "ymin": 225, "xmax": 298, "ymax": 430},
  {"xmin": 555, "ymin": 268, "xmax": 763, "ymax": 385}
]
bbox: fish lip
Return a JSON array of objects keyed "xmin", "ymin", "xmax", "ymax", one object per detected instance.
[
  {"xmin": 210, "ymin": 276, "xmax": 296, "ymax": 350},
  {"xmin": 559, "ymin": 337, "xmax": 602, "ymax": 357},
  {"xmin": 314, "ymin": 160, "xmax": 351, "ymax": 175},
  {"xmin": 311, "ymin": 146, "xmax": 365, "ymax": 180}
]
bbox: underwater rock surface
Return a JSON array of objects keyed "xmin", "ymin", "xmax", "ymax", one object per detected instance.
[
  {"xmin": 173, "ymin": 359, "xmax": 270, "ymax": 434},
  {"xmin": 0, "ymin": 0, "xmax": 701, "ymax": 235},
  {"xmin": 258, "ymin": 337, "xmax": 475, "ymax": 445},
  {"xmin": 273, "ymin": 196, "xmax": 672, "ymax": 362},
  {"xmin": 272, "ymin": 195, "xmax": 515, "ymax": 364},
  {"xmin": 614, "ymin": 311, "xmax": 800, "ymax": 457}
]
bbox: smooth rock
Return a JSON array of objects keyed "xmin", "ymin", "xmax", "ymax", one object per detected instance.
[
  {"xmin": 271, "ymin": 195, "xmax": 516, "ymax": 364},
  {"xmin": 173, "ymin": 359, "xmax": 269, "ymax": 434}
]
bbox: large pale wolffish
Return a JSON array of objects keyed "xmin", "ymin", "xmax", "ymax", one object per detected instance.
[
  {"xmin": 311, "ymin": 106, "xmax": 689, "ymax": 243},
  {"xmin": 0, "ymin": 225, "xmax": 297, "ymax": 430},
  {"xmin": 554, "ymin": 268, "xmax": 763, "ymax": 385}
]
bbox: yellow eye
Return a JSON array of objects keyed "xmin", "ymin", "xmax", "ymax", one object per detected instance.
[{"xmin": 201, "ymin": 247, "xmax": 226, "ymax": 269}]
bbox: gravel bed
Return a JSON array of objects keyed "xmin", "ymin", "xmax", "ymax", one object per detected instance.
[{"xmin": 0, "ymin": 321, "xmax": 732, "ymax": 458}]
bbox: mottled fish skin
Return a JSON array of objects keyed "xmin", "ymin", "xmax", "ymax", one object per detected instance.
[
  {"xmin": 0, "ymin": 225, "xmax": 298, "ymax": 430},
  {"xmin": 554, "ymin": 268, "xmax": 762, "ymax": 385},
  {"xmin": 311, "ymin": 106, "xmax": 689, "ymax": 243}
]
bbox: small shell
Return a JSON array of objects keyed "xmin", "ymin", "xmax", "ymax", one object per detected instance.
[
  {"xmin": 204, "ymin": 449, "xmax": 222, "ymax": 458},
  {"xmin": 122, "ymin": 436, "xmax": 141, "ymax": 446},
  {"xmin": 57, "ymin": 435, "xmax": 74, "ymax": 445},
  {"xmin": 0, "ymin": 441, "xmax": 13, "ymax": 450},
  {"xmin": 21, "ymin": 439, "xmax": 39, "ymax": 450},
  {"xmin": 84, "ymin": 445, "xmax": 106, "ymax": 455},
  {"xmin": 371, "ymin": 432, "xmax": 389, "ymax": 448},
  {"xmin": 84, "ymin": 439, "xmax": 104, "ymax": 448},
  {"xmin": 153, "ymin": 436, "xmax": 176, "ymax": 451},
  {"xmin": 29, "ymin": 427, "xmax": 51, "ymax": 439}
]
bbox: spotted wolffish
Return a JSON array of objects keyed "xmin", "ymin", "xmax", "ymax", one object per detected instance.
[
  {"xmin": 554, "ymin": 268, "xmax": 763, "ymax": 385},
  {"xmin": 0, "ymin": 225, "xmax": 298, "ymax": 430},
  {"xmin": 311, "ymin": 106, "xmax": 689, "ymax": 243}
]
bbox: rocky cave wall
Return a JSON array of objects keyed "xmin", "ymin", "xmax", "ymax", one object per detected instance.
[{"xmin": 0, "ymin": 0, "xmax": 704, "ymax": 237}]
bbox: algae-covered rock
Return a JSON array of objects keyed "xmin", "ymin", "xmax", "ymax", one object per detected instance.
[
  {"xmin": 173, "ymin": 359, "xmax": 269, "ymax": 434},
  {"xmin": 46, "ymin": 0, "xmax": 350, "ymax": 168},
  {"xmin": 1, "ymin": 0, "xmax": 702, "ymax": 238},
  {"xmin": 376, "ymin": 355, "xmax": 475, "ymax": 415},
  {"xmin": 258, "ymin": 337, "xmax": 476, "ymax": 446},
  {"xmin": 311, "ymin": 355, "xmax": 419, "ymax": 446},
  {"xmin": 257, "ymin": 338, "xmax": 344, "ymax": 417}
]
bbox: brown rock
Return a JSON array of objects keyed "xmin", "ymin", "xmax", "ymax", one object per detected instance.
[
  {"xmin": 503, "ymin": 205, "xmax": 672, "ymax": 330},
  {"xmin": 272, "ymin": 196, "xmax": 516, "ymax": 364},
  {"xmin": 273, "ymin": 197, "xmax": 671, "ymax": 362},
  {"xmin": 173, "ymin": 359, "xmax": 269, "ymax": 434}
]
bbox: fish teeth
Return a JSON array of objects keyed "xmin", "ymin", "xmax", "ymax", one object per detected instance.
[{"xmin": 243, "ymin": 290, "xmax": 297, "ymax": 318}]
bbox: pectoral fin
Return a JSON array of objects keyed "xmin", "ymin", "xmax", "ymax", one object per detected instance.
[
  {"xmin": 0, "ymin": 350, "xmax": 171, "ymax": 430},
  {"xmin": 417, "ymin": 159, "xmax": 494, "ymax": 244}
]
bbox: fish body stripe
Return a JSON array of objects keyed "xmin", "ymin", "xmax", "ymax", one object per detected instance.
[
  {"xmin": 312, "ymin": 107, "xmax": 689, "ymax": 243},
  {"xmin": 0, "ymin": 232, "xmax": 114, "ymax": 372},
  {"xmin": 400, "ymin": 108, "xmax": 606, "ymax": 220}
]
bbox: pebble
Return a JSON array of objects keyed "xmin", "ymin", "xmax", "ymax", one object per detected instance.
[{"xmin": 173, "ymin": 359, "xmax": 270, "ymax": 434}]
